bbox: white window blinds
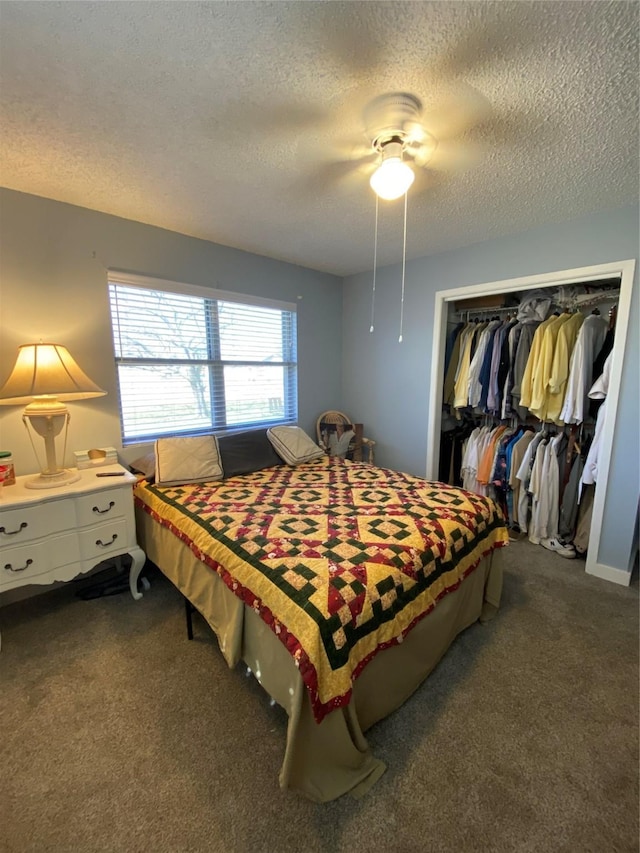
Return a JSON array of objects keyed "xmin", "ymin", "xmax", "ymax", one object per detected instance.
[{"xmin": 108, "ymin": 275, "xmax": 297, "ymax": 444}]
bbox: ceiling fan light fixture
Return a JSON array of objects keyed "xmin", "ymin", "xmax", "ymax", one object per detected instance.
[{"xmin": 370, "ymin": 140, "xmax": 415, "ymax": 200}]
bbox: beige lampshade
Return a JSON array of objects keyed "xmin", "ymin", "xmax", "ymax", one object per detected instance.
[{"xmin": 0, "ymin": 343, "xmax": 106, "ymax": 406}]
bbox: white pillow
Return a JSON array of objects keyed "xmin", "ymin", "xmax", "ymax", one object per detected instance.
[
  {"xmin": 154, "ymin": 435, "xmax": 223, "ymax": 486},
  {"xmin": 267, "ymin": 426, "xmax": 325, "ymax": 466}
]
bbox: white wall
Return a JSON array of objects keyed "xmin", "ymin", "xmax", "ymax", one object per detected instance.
[
  {"xmin": 342, "ymin": 203, "xmax": 639, "ymax": 577},
  {"xmin": 0, "ymin": 189, "xmax": 343, "ymax": 473}
]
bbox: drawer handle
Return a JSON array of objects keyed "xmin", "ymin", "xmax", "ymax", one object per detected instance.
[
  {"xmin": 4, "ymin": 558, "xmax": 33, "ymax": 572},
  {"xmin": 96, "ymin": 534, "xmax": 118, "ymax": 547},
  {"xmin": 0, "ymin": 521, "xmax": 28, "ymax": 535},
  {"xmin": 93, "ymin": 501, "xmax": 115, "ymax": 515}
]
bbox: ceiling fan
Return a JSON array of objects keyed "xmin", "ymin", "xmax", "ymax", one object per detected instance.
[
  {"xmin": 364, "ymin": 92, "xmax": 436, "ymax": 199},
  {"xmin": 355, "ymin": 88, "xmax": 490, "ymax": 341},
  {"xmin": 299, "ymin": 85, "xmax": 493, "ymax": 201}
]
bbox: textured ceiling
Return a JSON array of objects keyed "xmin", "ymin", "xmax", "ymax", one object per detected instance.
[{"xmin": 0, "ymin": 1, "xmax": 638, "ymax": 276}]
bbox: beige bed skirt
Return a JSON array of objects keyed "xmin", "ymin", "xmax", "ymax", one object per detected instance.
[{"xmin": 136, "ymin": 505, "xmax": 503, "ymax": 802}]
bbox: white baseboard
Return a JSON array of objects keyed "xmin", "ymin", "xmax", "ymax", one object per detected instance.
[{"xmin": 586, "ymin": 562, "xmax": 633, "ymax": 587}]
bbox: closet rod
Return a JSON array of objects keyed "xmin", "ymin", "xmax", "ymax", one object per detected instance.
[{"xmin": 453, "ymin": 305, "xmax": 517, "ymax": 320}]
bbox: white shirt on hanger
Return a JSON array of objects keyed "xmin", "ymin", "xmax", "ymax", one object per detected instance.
[
  {"xmin": 528, "ymin": 439, "xmax": 549, "ymax": 544},
  {"xmin": 460, "ymin": 427, "xmax": 481, "ymax": 492},
  {"xmin": 515, "ymin": 431, "xmax": 545, "ymax": 534},
  {"xmin": 540, "ymin": 433, "xmax": 564, "ymax": 540},
  {"xmin": 580, "ymin": 352, "xmax": 612, "ymax": 495}
]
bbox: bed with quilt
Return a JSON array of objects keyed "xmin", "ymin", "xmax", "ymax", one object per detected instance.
[{"xmin": 132, "ymin": 426, "xmax": 508, "ymax": 802}]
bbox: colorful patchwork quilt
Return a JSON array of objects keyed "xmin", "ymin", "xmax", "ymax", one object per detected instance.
[{"xmin": 134, "ymin": 455, "xmax": 509, "ymax": 722}]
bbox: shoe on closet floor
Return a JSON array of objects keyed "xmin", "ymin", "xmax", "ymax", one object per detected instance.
[{"xmin": 541, "ymin": 537, "xmax": 576, "ymax": 558}]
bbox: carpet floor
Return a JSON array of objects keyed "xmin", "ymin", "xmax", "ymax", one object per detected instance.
[{"xmin": 0, "ymin": 539, "xmax": 638, "ymax": 853}]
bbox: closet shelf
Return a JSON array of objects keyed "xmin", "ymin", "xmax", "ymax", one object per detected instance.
[
  {"xmin": 453, "ymin": 305, "xmax": 517, "ymax": 320},
  {"xmin": 563, "ymin": 289, "xmax": 620, "ymax": 311}
]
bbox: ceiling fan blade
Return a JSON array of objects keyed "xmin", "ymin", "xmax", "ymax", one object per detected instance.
[
  {"xmin": 319, "ymin": 138, "xmax": 375, "ymax": 164},
  {"xmin": 424, "ymin": 138, "xmax": 485, "ymax": 174},
  {"xmin": 430, "ymin": 4, "xmax": 553, "ymax": 81},
  {"xmin": 420, "ymin": 84, "xmax": 493, "ymax": 141},
  {"xmin": 294, "ymin": 124, "xmax": 377, "ymax": 187},
  {"xmin": 291, "ymin": 154, "xmax": 376, "ymax": 198},
  {"xmin": 291, "ymin": 3, "xmax": 385, "ymax": 76}
]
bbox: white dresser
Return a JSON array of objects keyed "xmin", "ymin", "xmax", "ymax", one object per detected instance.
[{"xmin": 0, "ymin": 464, "xmax": 146, "ymax": 642}]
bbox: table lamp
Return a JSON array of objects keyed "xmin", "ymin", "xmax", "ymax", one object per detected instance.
[{"xmin": 0, "ymin": 343, "xmax": 106, "ymax": 489}]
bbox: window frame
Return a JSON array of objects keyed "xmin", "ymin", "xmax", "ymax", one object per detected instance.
[{"xmin": 107, "ymin": 271, "xmax": 298, "ymax": 445}]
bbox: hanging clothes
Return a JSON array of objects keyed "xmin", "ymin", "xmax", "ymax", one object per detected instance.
[
  {"xmin": 528, "ymin": 437, "xmax": 550, "ymax": 544},
  {"xmin": 528, "ymin": 313, "xmax": 573, "ymax": 421},
  {"xmin": 541, "ymin": 432, "xmax": 565, "ymax": 541},
  {"xmin": 477, "ymin": 324, "xmax": 504, "ymax": 413},
  {"xmin": 574, "ymin": 485, "xmax": 595, "ymax": 556},
  {"xmin": 519, "ymin": 315, "xmax": 557, "ymax": 411},
  {"xmin": 501, "ymin": 321, "xmax": 524, "ymax": 419},
  {"xmin": 443, "ymin": 323, "xmax": 467, "ymax": 408},
  {"xmin": 510, "ymin": 321, "xmax": 541, "ymax": 421},
  {"xmin": 488, "ymin": 319, "xmax": 518, "ymax": 415},
  {"xmin": 509, "ymin": 430, "xmax": 535, "ymax": 529},
  {"xmin": 559, "ymin": 449, "xmax": 585, "ymax": 542},
  {"xmin": 515, "ymin": 430, "xmax": 547, "ymax": 534},
  {"xmin": 461, "ymin": 425, "xmax": 486, "ymax": 493},
  {"xmin": 453, "ymin": 323, "xmax": 487, "ymax": 410},
  {"xmin": 546, "ymin": 312, "xmax": 585, "ymax": 423},
  {"xmin": 580, "ymin": 352, "xmax": 612, "ymax": 495},
  {"xmin": 477, "ymin": 425, "xmax": 508, "ymax": 487},
  {"xmin": 468, "ymin": 320, "xmax": 501, "ymax": 408},
  {"xmin": 491, "ymin": 427, "xmax": 522, "ymax": 523},
  {"xmin": 444, "ymin": 321, "xmax": 465, "ymax": 376},
  {"xmin": 588, "ymin": 327, "xmax": 615, "ymax": 419},
  {"xmin": 559, "ymin": 314, "xmax": 608, "ymax": 424},
  {"xmin": 441, "ymin": 281, "xmax": 623, "ymax": 565},
  {"xmin": 439, "ymin": 417, "xmax": 476, "ymax": 486}
]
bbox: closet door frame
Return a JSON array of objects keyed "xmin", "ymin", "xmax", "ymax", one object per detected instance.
[{"xmin": 426, "ymin": 258, "xmax": 636, "ymax": 586}]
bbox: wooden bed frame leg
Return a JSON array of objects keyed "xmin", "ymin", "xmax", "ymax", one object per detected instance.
[{"xmin": 184, "ymin": 596, "xmax": 195, "ymax": 640}]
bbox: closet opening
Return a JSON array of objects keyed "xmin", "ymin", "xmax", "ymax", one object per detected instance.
[{"xmin": 426, "ymin": 260, "xmax": 636, "ymax": 586}]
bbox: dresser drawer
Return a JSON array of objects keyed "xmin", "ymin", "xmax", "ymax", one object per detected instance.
[
  {"xmin": 0, "ymin": 466, "xmax": 145, "ymax": 630},
  {"xmin": 75, "ymin": 487, "xmax": 130, "ymax": 527},
  {"xmin": 78, "ymin": 518, "xmax": 129, "ymax": 561},
  {"xmin": 0, "ymin": 500, "xmax": 76, "ymax": 545},
  {"xmin": 0, "ymin": 534, "xmax": 81, "ymax": 588}
]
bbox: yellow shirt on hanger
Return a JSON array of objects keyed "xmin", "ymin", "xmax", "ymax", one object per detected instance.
[
  {"xmin": 529, "ymin": 313, "xmax": 572, "ymax": 420},
  {"xmin": 453, "ymin": 324, "xmax": 483, "ymax": 410},
  {"xmin": 443, "ymin": 323, "xmax": 471, "ymax": 406},
  {"xmin": 519, "ymin": 315, "xmax": 557, "ymax": 410},
  {"xmin": 546, "ymin": 312, "xmax": 585, "ymax": 423}
]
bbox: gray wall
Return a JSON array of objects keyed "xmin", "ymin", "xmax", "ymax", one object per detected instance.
[
  {"xmin": 342, "ymin": 203, "xmax": 639, "ymax": 576},
  {"xmin": 0, "ymin": 189, "xmax": 343, "ymax": 471},
  {"xmin": 2, "ymin": 188, "xmax": 637, "ymax": 576}
]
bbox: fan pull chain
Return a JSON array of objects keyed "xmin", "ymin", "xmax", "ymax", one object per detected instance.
[
  {"xmin": 370, "ymin": 194, "xmax": 379, "ymax": 333},
  {"xmin": 399, "ymin": 191, "xmax": 408, "ymax": 343}
]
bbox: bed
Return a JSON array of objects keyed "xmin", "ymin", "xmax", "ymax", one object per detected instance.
[{"xmin": 133, "ymin": 434, "xmax": 508, "ymax": 802}]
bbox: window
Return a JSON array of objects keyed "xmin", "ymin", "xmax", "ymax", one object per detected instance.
[{"xmin": 108, "ymin": 274, "xmax": 297, "ymax": 444}]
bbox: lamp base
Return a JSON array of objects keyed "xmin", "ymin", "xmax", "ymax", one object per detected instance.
[{"xmin": 25, "ymin": 469, "xmax": 81, "ymax": 490}]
